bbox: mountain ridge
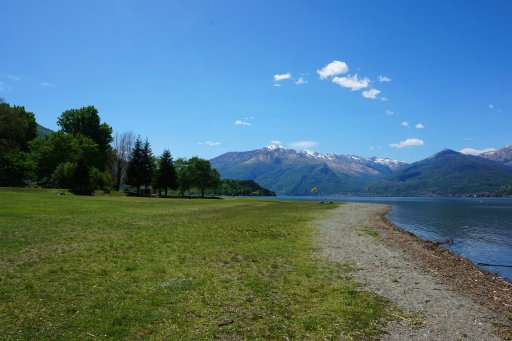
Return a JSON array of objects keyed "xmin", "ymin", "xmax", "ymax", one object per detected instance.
[{"xmin": 210, "ymin": 145, "xmax": 408, "ymax": 195}]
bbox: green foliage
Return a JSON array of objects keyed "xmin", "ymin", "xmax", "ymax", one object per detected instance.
[
  {"xmin": 187, "ymin": 157, "xmax": 221, "ymax": 197},
  {"xmin": 125, "ymin": 137, "xmax": 154, "ymax": 194},
  {"xmin": 175, "ymin": 157, "xmax": 192, "ymax": 196},
  {"xmin": 57, "ymin": 105, "xmax": 112, "ymax": 170},
  {"xmin": 90, "ymin": 167, "xmax": 113, "ymax": 190},
  {"xmin": 50, "ymin": 162, "xmax": 76, "ymax": 188},
  {"xmin": 153, "ymin": 149, "xmax": 178, "ymax": 196},
  {"xmin": 0, "ymin": 192, "xmax": 391, "ymax": 339},
  {"xmin": 0, "ymin": 102, "xmax": 38, "ymax": 186},
  {"xmin": 218, "ymin": 179, "xmax": 276, "ymax": 196},
  {"xmin": 0, "ymin": 149, "xmax": 36, "ymax": 187},
  {"xmin": 31, "ymin": 132, "xmax": 99, "ymax": 186},
  {"xmin": 125, "ymin": 137, "xmax": 144, "ymax": 194},
  {"xmin": 0, "ymin": 102, "xmax": 37, "ymax": 152},
  {"xmin": 70, "ymin": 156, "xmax": 94, "ymax": 195}
]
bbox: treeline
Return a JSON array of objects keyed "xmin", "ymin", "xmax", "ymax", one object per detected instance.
[
  {"xmin": 0, "ymin": 99, "xmax": 221, "ymax": 196},
  {"xmin": 218, "ymin": 179, "xmax": 276, "ymax": 196}
]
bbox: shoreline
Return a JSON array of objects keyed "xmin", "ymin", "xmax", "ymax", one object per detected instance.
[
  {"xmin": 377, "ymin": 206, "xmax": 512, "ymax": 317},
  {"xmin": 317, "ymin": 202, "xmax": 512, "ymax": 340}
]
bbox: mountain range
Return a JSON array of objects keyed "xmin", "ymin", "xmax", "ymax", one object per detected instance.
[
  {"xmin": 210, "ymin": 144, "xmax": 512, "ymax": 196},
  {"xmin": 210, "ymin": 145, "xmax": 408, "ymax": 195}
]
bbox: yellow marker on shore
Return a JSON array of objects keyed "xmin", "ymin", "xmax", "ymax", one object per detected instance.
[{"xmin": 311, "ymin": 186, "xmax": 318, "ymax": 193}]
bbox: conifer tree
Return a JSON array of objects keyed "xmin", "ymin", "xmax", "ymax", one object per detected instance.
[
  {"xmin": 154, "ymin": 149, "xmax": 178, "ymax": 196},
  {"xmin": 141, "ymin": 138, "xmax": 155, "ymax": 193},
  {"xmin": 125, "ymin": 137, "xmax": 144, "ymax": 194}
]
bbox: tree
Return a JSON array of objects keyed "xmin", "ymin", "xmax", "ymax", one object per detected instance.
[
  {"xmin": 141, "ymin": 138, "xmax": 155, "ymax": 192},
  {"xmin": 57, "ymin": 105, "xmax": 113, "ymax": 170},
  {"xmin": 125, "ymin": 137, "xmax": 144, "ymax": 194},
  {"xmin": 109, "ymin": 131, "xmax": 135, "ymax": 191},
  {"xmin": 153, "ymin": 149, "xmax": 178, "ymax": 196},
  {"xmin": 0, "ymin": 102, "xmax": 37, "ymax": 186},
  {"xmin": 70, "ymin": 156, "xmax": 94, "ymax": 195},
  {"xmin": 187, "ymin": 157, "xmax": 221, "ymax": 197},
  {"xmin": 175, "ymin": 158, "xmax": 192, "ymax": 197},
  {"xmin": 31, "ymin": 132, "xmax": 98, "ymax": 186}
]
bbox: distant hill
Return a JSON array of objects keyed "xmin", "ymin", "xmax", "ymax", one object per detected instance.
[
  {"xmin": 479, "ymin": 144, "xmax": 512, "ymax": 167},
  {"xmin": 210, "ymin": 145, "xmax": 407, "ymax": 195},
  {"xmin": 364, "ymin": 149, "xmax": 512, "ymax": 196},
  {"xmin": 37, "ymin": 124, "xmax": 53, "ymax": 138},
  {"xmin": 218, "ymin": 179, "xmax": 276, "ymax": 196}
]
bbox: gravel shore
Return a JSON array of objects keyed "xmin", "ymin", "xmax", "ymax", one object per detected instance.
[{"xmin": 316, "ymin": 203, "xmax": 512, "ymax": 340}]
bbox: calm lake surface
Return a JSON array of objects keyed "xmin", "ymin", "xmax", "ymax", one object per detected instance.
[{"xmin": 263, "ymin": 196, "xmax": 512, "ymax": 282}]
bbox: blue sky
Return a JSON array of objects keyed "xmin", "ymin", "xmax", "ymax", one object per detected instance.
[{"xmin": 1, "ymin": 0, "xmax": 511, "ymax": 162}]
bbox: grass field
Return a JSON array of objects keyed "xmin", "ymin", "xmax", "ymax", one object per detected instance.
[{"xmin": 0, "ymin": 190, "xmax": 391, "ymax": 339}]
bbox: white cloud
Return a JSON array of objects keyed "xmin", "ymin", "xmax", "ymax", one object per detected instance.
[
  {"xmin": 40, "ymin": 81, "xmax": 56, "ymax": 87},
  {"xmin": 7, "ymin": 74, "xmax": 21, "ymax": 81},
  {"xmin": 415, "ymin": 123, "xmax": 425, "ymax": 129},
  {"xmin": 295, "ymin": 77, "xmax": 308, "ymax": 85},
  {"xmin": 274, "ymin": 72, "xmax": 292, "ymax": 82},
  {"xmin": 273, "ymin": 83, "xmax": 281, "ymax": 87},
  {"xmin": 317, "ymin": 60, "xmax": 349, "ymax": 79},
  {"xmin": 199, "ymin": 141, "xmax": 220, "ymax": 146},
  {"xmin": 332, "ymin": 74, "xmax": 370, "ymax": 91},
  {"xmin": 386, "ymin": 110, "xmax": 394, "ymax": 116},
  {"xmin": 401, "ymin": 121, "xmax": 410, "ymax": 128},
  {"xmin": 234, "ymin": 119, "xmax": 251, "ymax": 126},
  {"xmin": 362, "ymin": 88, "xmax": 381, "ymax": 99},
  {"xmin": 378, "ymin": 75, "xmax": 391, "ymax": 82},
  {"xmin": 0, "ymin": 82, "xmax": 10, "ymax": 91},
  {"xmin": 390, "ymin": 138, "xmax": 424, "ymax": 149},
  {"xmin": 460, "ymin": 147, "xmax": 496, "ymax": 155},
  {"xmin": 380, "ymin": 97, "xmax": 388, "ymax": 101},
  {"xmin": 290, "ymin": 140, "xmax": 319, "ymax": 149},
  {"xmin": 270, "ymin": 140, "xmax": 282, "ymax": 145}
]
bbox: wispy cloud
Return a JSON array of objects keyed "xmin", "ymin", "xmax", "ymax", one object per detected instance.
[
  {"xmin": 199, "ymin": 141, "xmax": 220, "ymax": 146},
  {"xmin": 0, "ymin": 82, "xmax": 10, "ymax": 91},
  {"xmin": 401, "ymin": 121, "xmax": 410, "ymax": 128},
  {"xmin": 390, "ymin": 138, "xmax": 424, "ymax": 149},
  {"xmin": 40, "ymin": 81, "xmax": 56, "ymax": 87},
  {"xmin": 378, "ymin": 75, "xmax": 391, "ymax": 82},
  {"xmin": 489, "ymin": 104, "xmax": 494, "ymax": 109},
  {"xmin": 270, "ymin": 140, "xmax": 282, "ymax": 145},
  {"xmin": 332, "ymin": 74, "xmax": 370, "ymax": 91},
  {"xmin": 274, "ymin": 72, "xmax": 292, "ymax": 82},
  {"xmin": 362, "ymin": 88, "xmax": 381, "ymax": 99},
  {"xmin": 7, "ymin": 74, "xmax": 21, "ymax": 81},
  {"xmin": 295, "ymin": 77, "xmax": 308, "ymax": 85},
  {"xmin": 290, "ymin": 140, "xmax": 319, "ymax": 149},
  {"xmin": 460, "ymin": 147, "xmax": 496, "ymax": 155},
  {"xmin": 386, "ymin": 110, "xmax": 394, "ymax": 116},
  {"xmin": 415, "ymin": 123, "xmax": 425, "ymax": 129},
  {"xmin": 234, "ymin": 119, "xmax": 251, "ymax": 126},
  {"xmin": 380, "ymin": 97, "xmax": 388, "ymax": 101},
  {"xmin": 317, "ymin": 60, "xmax": 349, "ymax": 79},
  {"xmin": 273, "ymin": 83, "xmax": 281, "ymax": 87}
]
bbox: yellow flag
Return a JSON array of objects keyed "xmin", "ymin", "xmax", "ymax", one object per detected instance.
[{"xmin": 311, "ymin": 186, "xmax": 318, "ymax": 193}]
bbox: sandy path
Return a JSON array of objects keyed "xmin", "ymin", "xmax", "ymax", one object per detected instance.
[{"xmin": 316, "ymin": 203, "xmax": 510, "ymax": 340}]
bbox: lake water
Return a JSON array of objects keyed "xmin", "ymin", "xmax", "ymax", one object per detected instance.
[{"xmin": 263, "ymin": 196, "xmax": 512, "ymax": 282}]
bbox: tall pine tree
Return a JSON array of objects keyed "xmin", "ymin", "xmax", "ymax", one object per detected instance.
[
  {"xmin": 154, "ymin": 149, "xmax": 178, "ymax": 196},
  {"xmin": 125, "ymin": 137, "xmax": 144, "ymax": 194},
  {"xmin": 141, "ymin": 138, "xmax": 154, "ymax": 193}
]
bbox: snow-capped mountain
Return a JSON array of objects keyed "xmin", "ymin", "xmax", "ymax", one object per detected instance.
[
  {"xmin": 210, "ymin": 145, "xmax": 407, "ymax": 195},
  {"xmin": 479, "ymin": 144, "xmax": 512, "ymax": 167}
]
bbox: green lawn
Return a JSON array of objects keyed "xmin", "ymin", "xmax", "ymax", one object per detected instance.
[{"xmin": 0, "ymin": 190, "xmax": 390, "ymax": 340}]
